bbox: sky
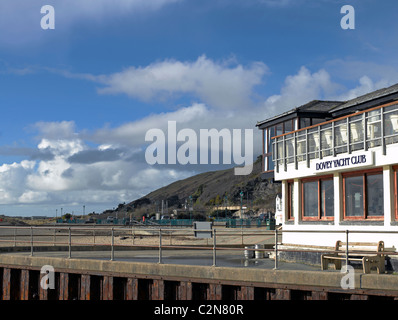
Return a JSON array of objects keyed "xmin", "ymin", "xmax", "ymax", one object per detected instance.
[{"xmin": 1, "ymin": 0, "xmax": 398, "ymax": 216}]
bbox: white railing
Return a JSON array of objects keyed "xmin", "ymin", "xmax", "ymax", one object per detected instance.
[{"xmin": 273, "ymin": 102, "xmax": 398, "ymax": 172}]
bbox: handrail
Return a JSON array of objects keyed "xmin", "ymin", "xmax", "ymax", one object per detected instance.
[
  {"xmin": 272, "ymin": 101, "xmax": 398, "ymax": 170},
  {"xmin": 0, "ymin": 225, "xmax": 397, "ymax": 271}
]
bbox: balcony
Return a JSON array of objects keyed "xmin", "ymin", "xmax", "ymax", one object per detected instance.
[{"xmin": 272, "ymin": 102, "xmax": 398, "ymax": 172}]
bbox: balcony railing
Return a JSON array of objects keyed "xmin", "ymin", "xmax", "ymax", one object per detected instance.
[{"xmin": 272, "ymin": 102, "xmax": 398, "ymax": 172}]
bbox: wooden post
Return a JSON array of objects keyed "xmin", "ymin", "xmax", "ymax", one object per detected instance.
[
  {"xmin": 59, "ymin": 272, "xmax": 69, "ymax": 300},
  {"xmin": 2, "ymin": 268, "xmax": 11, "ymax": 300},
  {"xmin": 126, "ymin": 278, "xmax": 138, "ymax": 300},
  {"xmin": 80, "ymin": 274, "xmax": 91, "ymax": 300},
  {"xmin": 103, "ymin": 276, "xmax": 113, "ymax": 300},
  {"xmin": 20, "ymin": 269, "xmax": 29, "ymax": 300}
]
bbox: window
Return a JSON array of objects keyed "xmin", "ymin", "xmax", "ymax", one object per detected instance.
[
  {"xmin": 343, "ymin": 170, "xmax": 383, "ymax": 220},
  {"xmin": 394, "ymin": 166, "xmax": 398, "ymax": 220},
  {"xmin": 287, "ymin": 181, "xmax": 294, "ymax": 220},
  {"xmin": 262, "ymin": 119, "xmax": 295, "ymax": 172},
  {"xmin": 301, "ymin": 176, "xmax": 334, "ymax": 220}
]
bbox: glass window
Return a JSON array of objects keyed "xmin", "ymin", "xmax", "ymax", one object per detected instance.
[
  {"xmin": 302, "ymin": 177, "xmax": 334, "ymax": 220},
  {"xmin": 303, "ymin": 181, "xmax": 318, "ymax": 217},
  {"xmin": 344, "ymin": 175, "xmax": 363, "ymax": 217},
  {"xmin": 321, "ymin": 179, "xmax": 334, "ymax": 217},
  {"xmin": 284, "ymin": 120, "xmax": 293, "ymax": 133},
  {"xmin": 276, "ymin": 124, "xmax": 283, "ymax": 136},
  {"xmin": 267, "ymin": 127, "xmax": 275, "ymax": 155},
  {"xmin": 344, "ymin": 171, "xmax": 384, "ymax": 219},
  {"xmin": 367, "ymin": 174, "xmax": 383, "ymax": 216},
  {"xmin": 288, "ymin": 181, "xmax": 294, "ymax": 220},
  {"xmin": 395, "ymin": 168, "xmax": 398, "ymax": 220},
  {"xmin": 267, "ymin": 155, "xmax": 274, "ymax": 171},
  {"xmin": 300, "ymin": 118, "xmax": 311, "ymax": 129}
]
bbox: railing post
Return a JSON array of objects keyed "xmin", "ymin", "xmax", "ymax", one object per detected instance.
[
  {"xmin": 363, "ymin": 112, "xmax": 368, "ymax": 151},
  {"xmin": 13, "ymin": 228, "xmax": 16, "ymax": 247},
  {"xmin": 111, "ymin": 227, "xmax": 114, "ymax": 261},
  {"xmin": 345, "ymin": 230, "xmax": 349, "ymax": 272},
  {"xmin": 274, "ymin": 229, "xmax": 278, "ymax": 270},
  {"xmin": 332, "ymin": 121, "xmax": 336, "ymax": 157},
  {"xmin": 212, "ymin": 228, "xmax": 217, "ymax": 267},
  {"xmin": 30, "ymin": 227, "xmax": 33, "ymax": 256},
  {"xmin": 294, "ymin": 131, "xmax": 298, "ymax": 170},
  {"xmin": 68, "ymin": 227, "xmax": 71, "ymax": 259},
  {"xmin": 381, "ymin": 107, "xmax": 386, "ymax": 155},
  {"xmin": 305, "ymin": 129, "xmax": 310, "ymax": 168},
  {"xmin": 53, "ymin": 227, "xmax": 56, "ymax": 246},
  {"xmin": 158, "ymin": 228, "xmax": 162, "ymax": 264},
  {"xmin": 347, "ymin": 118, "xmax": 351, "ymax": 154}
]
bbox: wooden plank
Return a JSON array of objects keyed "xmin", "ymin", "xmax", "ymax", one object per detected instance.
[
  {"xmin": 2, "ymin": 268, "xmax": 11, "ymax": 300},
  {"xmin": 208, "ymin": 283, "xmax": 222, "ymax": 300},
  {"xmin": 312, "ymin": 291, "xmax": 328, "ymax": 300},
  {"xmin": 152, "ymin": 279, "xmax": 164, "ymax": 300},
  {"xmin": 39, "ymin": 276, "xmax": 48, "ymax": 300},
  {"xmin": 103, "ymin": 276, "xmax": 113, "ymax": 300},
  {"xmin": 80, "ymin": 274, "xmax": 91, "ymax": 300},
  {"xmin": 273, "ymin": 288, "xmax": 291, "ymax": 300},
  {"xmin": 126, "ymin": 278, "xmax": 138, "ymax": 300},
  {"xmin": 20, "ymin": 269, "xmax": 29, "ymax": 300},
  {"xmin": 238, "ymin": 286, "xmax": 254, "ymax": 300},
  {"xmin": 59, "ymin": 272, "xmax": 69, "ymax": 300}
]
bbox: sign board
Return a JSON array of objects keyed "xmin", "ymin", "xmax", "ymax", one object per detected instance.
[
  {"xmin": 312, "ymin": 151, "xmax": 373, "ymax": 174},
  {"xmin": 194, "ymin": 221, "xmax": 212, "ymax": 238}
]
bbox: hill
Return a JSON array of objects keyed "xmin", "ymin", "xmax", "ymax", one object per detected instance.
[{"xmin": 104, "ymin": 156, "xmax": 281, "ymax": 219}]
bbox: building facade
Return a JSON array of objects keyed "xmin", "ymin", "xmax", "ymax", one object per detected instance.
[{"xmin": 257, "ymin": 83, "xmax": 398, "ymax": 250}]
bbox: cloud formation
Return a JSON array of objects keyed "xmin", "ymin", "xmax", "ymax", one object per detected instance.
[{"xmin": 93, "ymin": 55, "xmax": 268, "ymax": 110}]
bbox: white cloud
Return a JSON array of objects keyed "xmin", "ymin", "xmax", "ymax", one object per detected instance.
[
  {"xmin": 262, "ymin": 66, "xmax": 341, "ymax": 117},
  {"xmin": 95, "ymin": 55, "xmax": 268, "ymax": 110}
]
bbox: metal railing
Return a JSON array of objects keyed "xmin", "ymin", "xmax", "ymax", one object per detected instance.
[
  {"xmin": 273, "ymin": 102, "xmax": 398, "ymax": 172},
  {"xmin": 0, "ymin": 225, "xmax": 397, "ymax": 272}
]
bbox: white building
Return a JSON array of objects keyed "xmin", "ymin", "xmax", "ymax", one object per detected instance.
[{"xmin": 257, "ymin": 83, "xmax": 398, "ymax": 253}]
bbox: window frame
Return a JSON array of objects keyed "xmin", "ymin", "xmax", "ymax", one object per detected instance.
[
  {"xmin": 262, "ymin": 119, "xmax": 296, "ymax": 172},
  {"xmin": 301, "ymin": 175, "xmax": 334, "ymax": 221},
  {"xmin": 393, "ymin": 165, "xmax": 398, "ymax": 221},
  {"xmin": 342, "ymin": 168, "xmax": 384, "ymax": 221},
  {"xmin": 287, "ymin": 180, "xmax": 294, "ymax": 221}
]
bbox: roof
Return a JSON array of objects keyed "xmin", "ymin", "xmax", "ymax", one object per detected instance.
[
  {"xmin": 256, "ymin": 82, "xmax": 398, "ymax": 128},
  {"xmin": 256, "ymin": 100, "xmax": 343, "ymax": 127},
  {"xmin": 331, "ymin": 82, "xmax": 398, "ymax": 115}
]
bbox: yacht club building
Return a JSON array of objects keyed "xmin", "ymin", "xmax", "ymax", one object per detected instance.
[{"xmin": 256, "ymin": 83, "xmax": 398, "ymax": 251}]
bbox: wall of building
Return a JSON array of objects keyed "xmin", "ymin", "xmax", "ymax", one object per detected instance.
[{"xmin": 277, "ymin": 143, "xmax": 398, "ymax": 249}]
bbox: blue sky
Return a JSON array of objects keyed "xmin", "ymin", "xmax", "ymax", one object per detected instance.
[{"xmin": 0, "ymin": 0, "xmax": 398, "ymax": 216}]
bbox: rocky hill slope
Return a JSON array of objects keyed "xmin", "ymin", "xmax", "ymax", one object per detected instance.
[{"xmin": 105, "ymin": 156, "xmax": 281, "ymax": 219}]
